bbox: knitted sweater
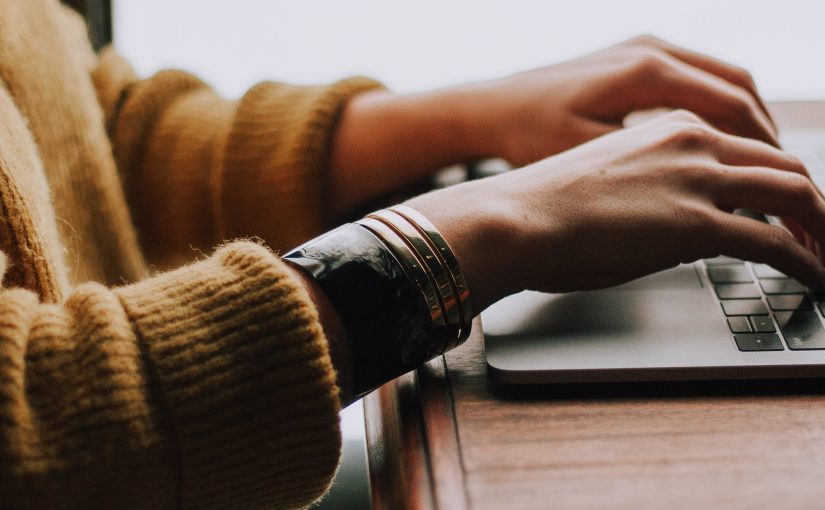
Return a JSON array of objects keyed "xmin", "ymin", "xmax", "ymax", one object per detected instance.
[{"xmin": 0, "ymin": 1, "xmax": 382, "ymax": 508}]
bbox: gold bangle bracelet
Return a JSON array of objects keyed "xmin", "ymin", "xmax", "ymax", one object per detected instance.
[
  {"xmin": 367, "ymin": 210, "xmax": 462, "ymax": 348},
  {"xmin": 390, "ymin": 205, "xmax": 472, "ymax": 347},
  {"xmin": 284, "ymin": 223, "xmax": 444, "ymax": 396},
  {"xmin": 356, "ymin": 218, "xmax": 449, "ymax": 354}
]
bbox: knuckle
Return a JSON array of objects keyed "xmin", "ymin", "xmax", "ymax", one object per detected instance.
[
  {"xmin": 699, "ymin": 162, "xmax": 728, "ymax": 183},
  {"xmin": 696, "ymin": 207, "xmax": 720, "ymax": 230},
  {"xmin": 785, "ymin": 153, "xmax": 808, "ymax": 174},
  {"xmin": 629, "ymin": 34, "xmax": 662, "ymax": 47},
  {"xmin": 631, "ymin": 51, "xmax": 669, "ymax": 77},
  {"xmin": 664, "ymin": 124, "xmax": 712, "ymax": 149},
  {"xmin": 729, "ymin": 91, "xmax": 759, "ymax": 119},
  {"xmin": 784, "ymin": 173, "xmax": 816, "ymax": 205},
  {"xmin": 681, "ymin": 202, "xmax": 718, "ymax": 232},
  {"xmin": 734, "ymin": 65, "xmax": 756, "ymax": 87}
]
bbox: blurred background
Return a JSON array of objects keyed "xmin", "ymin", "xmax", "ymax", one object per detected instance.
[
  {"xmin": 114, "ymin": 0, "xmax": 824, "ymax": 100},
  {"xmin": 100, "ymin": 1, "xmax": 825, "ymax": 508}
]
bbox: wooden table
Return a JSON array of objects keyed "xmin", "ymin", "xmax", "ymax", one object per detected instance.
[{"xmin": 364, "ymin": 102, "xmax": 825, "ymax": 510}]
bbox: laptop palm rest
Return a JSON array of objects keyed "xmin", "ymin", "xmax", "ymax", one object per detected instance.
[{"xmin": 482, "ymin": 264, "xmax": 753, "ymax": 383}]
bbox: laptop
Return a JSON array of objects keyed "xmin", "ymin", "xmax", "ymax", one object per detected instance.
[{"xmin": 482, "ymin": 122, "xmax": 825, "ymax": 384}]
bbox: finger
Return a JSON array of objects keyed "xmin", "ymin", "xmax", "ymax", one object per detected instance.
[
  {"xmin": 637, "ymin": 36, "xmax": 777, "ymax": 131},
  {"xmin": 780, "ymin": 217, "xmax": 809, "ymax": 246},
  {"xmin": 701, "ymin": 132, "xmax": 825, "ymax": 231},
  {"xmin": 658, "ymin": 113, "xmax": 806, "ymax": 181},
  {"xmin": 710, "ymin": 213, "xmax": 825, "ymax": 290},
  {"xmin": 625, "ymin": 52, "xmax": 778, "ymax": 147},
  {"xmin": 711, "ymin": 166, "xmax": 825, "ymax": 247},
  {"xmin": 704, "ymin": 130, "xmax": 811, "ymax": 181},
  {"xmin": 701, "ymin": 130, "xmax": 818, "ymax": 199}
]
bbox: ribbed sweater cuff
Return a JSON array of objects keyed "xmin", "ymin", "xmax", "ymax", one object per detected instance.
[
  {"xmin": 219, "ymin": 76, "xmax": 385, "ymax": 251},
  {"xmin": 114, "ymin": 241, "xmax": 341, "ymax": 509}
]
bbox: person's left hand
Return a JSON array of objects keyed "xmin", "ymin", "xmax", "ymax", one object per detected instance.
[{"xmin": 462, "ymin": 35, "xmax": 778, "ymax": 166}]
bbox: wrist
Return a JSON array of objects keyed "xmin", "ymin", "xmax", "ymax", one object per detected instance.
[
  {"xmin": 337, "ymin": 84, "xmax": 495, "ymax": 164},
  {"xmin": 444, "ymin": 79, "xmax": 516, "ymax": 163},
  {"xmin": 284, "ymin": 224, "xmax": 440, "ymax": 398},
  {"xmin": 405, "ymin": 177, "xmax": 525, "ymax": 312},
  {"xmin": 423, "ymin": 81, "xmax": 506, "ymax": 163}
]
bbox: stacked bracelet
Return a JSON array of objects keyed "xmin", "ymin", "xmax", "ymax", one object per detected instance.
[
  {"xmin": 360, "ymin": 205, "xmax": 472, "ymax": 350},
  {"xmin": 283, "ymin": 206, "xmax": 472, "ymax": 397}
]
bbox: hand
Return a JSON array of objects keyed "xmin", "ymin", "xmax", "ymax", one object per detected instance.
[
  {"xmin": 462, "ymin": 35, "xmax": 778, "ymax": 166},
  {"xmin": 330, "ymin": 36, "xmax": 778, "ymax": 218},
  {"xmin": 408, "ymin": 111, "xmax": 825, "ymax": 312}
]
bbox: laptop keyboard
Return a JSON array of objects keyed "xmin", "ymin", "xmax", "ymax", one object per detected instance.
[
  {"xmin": 704, "ymin": 256, "xmax": 825, "ymax": 352},
  {"xmin": 709, "ymin": 144, "xmax": 825, "ymax": 353}
]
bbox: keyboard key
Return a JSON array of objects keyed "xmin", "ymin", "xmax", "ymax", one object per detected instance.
[
  {"xmin": 750, "ymin": 315, "xmax": 776, "ymax": 333},
  {"xmin": 753, "ymin": 264, "xmax": 787, "ymax": 279},
  {"xmin": 704, "ymin": 257, "xmax": 745, "ymax": 266},
  {"xmin": 722, "ymin": 299, "xmax": 768, "ymax": 316},
  {"xmin": 734, "ymin": 333, "xmax": 784, "ymax": 351},
  {"xmin": 727, "ymin": 317, "xmax": 751, "ymax": 333},
  {"xmin": 760, "ymin": 278, "xmax": 805, "ymax": 295},
  {"xmin": 767, "ymin": 295, "xmax": 812, "ymax": 311},
  {"xmin": 708, "ymin": 266, "xmax": 753, "ymax": 283},
  {"xmin": 715, "ymin": 283, "xmax": 761, "ymax": 299},
  {"xmin": 775, "ymin": 311, "xmax": 825, "ymax": 350}
]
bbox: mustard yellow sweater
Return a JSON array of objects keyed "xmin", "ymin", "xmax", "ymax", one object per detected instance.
[{"xmin": 0, "ymin": 1, "xmax": 382, "ymax": 508}]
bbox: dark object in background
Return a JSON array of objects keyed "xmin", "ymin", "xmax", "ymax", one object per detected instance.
[{"xmin": 61, "ymin": 0, "xmax": 112, "ymax": 51}]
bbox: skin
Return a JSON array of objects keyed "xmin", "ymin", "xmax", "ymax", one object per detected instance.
[
  {"xmin": 329, "ymin": 35, "xmax": 780, "ymax": 219},
  {"xmin": 408, "ymin": 112, "xmax": 825, "ymax": 312},
  {"xmin": 293, "ymin": 36, "xmax": 825, "ymax": 407}
]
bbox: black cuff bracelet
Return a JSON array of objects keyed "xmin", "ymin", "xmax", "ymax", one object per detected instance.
[{"xmin": 284, "ymin": 223, "xmax": 440, "ymax": 397}]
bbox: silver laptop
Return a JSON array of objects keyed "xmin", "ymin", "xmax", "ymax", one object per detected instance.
[{"xmin": 482, "ymin": 128, "xmax": 825, "ymax": 383}]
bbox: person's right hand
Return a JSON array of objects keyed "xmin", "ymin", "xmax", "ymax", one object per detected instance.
[
  {"xmin": 330, "ymin": 36, "xmax": 779, "ymax": 220},
  {"xmin": 459, "ymin": 35, "xmax": 779, "ymax": 167},
  {"xmin": 407, "ymin": 110, "xmax": 825, "ymax": 312}
]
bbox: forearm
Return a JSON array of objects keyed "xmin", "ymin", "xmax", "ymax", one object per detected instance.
[
  {"xmin": 96, "ymin": 48, "xmax": 385, "ymax": 257},
  {"xmin": 329, "ymin": 86, "xmax": 494, "ymax": 218},
  {"xmin": 1, "ymin": 242, "xmax": 343, "ymax": 508}
]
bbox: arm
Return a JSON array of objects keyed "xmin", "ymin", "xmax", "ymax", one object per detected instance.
[
  {"xmin": 92, "ymin": 49, "xmax": 384, "ymax": 266},
  {"xmin": 407, "ymin": 111, "xmax": 825, "ymax": 313},
  {"xmin": 275, "ymin": 111, "xmax": 825, "ymax": 415},
  {"xmin": 329, "ymin": 36, "xmax": 781, "ymax": 218},
  {"xmin": 0, "ymin": 242, "xmax": 342, "ymax": 509},
  {"xmin": 328, "ymin": 87, "xmax": 484, "ymax": 217},
  {"xmin": 94, "ymin": 36, "xmax": 777, "ymax": 267}
]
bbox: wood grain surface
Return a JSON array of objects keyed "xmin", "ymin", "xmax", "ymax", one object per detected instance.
[
  {"xmin": 365, "ymin": 101, "xmax": 825, "ymax": 510},
  {"xmin": 447, "ymin": 330, "xmax": 825, "ymax": 510}
]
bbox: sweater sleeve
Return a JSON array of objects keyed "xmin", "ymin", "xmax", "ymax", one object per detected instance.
[
  {"xmin": 0, "ymin": 241, "xmax": 342, "ymax": 509},
  {"xmin": 91, "ymin": 49, "xmax": 383, "ymax": 268}
]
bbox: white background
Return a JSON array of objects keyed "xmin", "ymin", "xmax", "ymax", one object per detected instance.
[
  {"xmin": 113, "ymin": 0, "xmax": 825, "ymax": 437},
  {"xmin": 115, "ymin": 0, "xmax": 825, "ymax": 100}
]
